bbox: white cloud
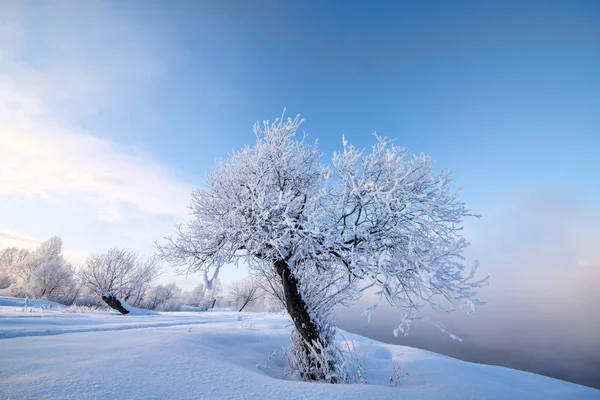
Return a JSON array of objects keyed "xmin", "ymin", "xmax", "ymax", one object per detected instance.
[
  {"xmin": 0, "ymin": 231, "xmax": 42, "ymax": 247},
  {"xmin": 0, "ymin": 1, "xmax": 191, "ymax": 222},
  {"xmin": 0, "ymin": 87, "xmax": 192, "ymax": 221}
]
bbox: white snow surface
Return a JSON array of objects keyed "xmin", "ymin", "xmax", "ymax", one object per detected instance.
[{"xmin": 0, "ymin": 295, "xmax": 598, "ymax": 400}]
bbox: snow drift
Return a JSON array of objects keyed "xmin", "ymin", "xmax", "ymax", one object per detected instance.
[{"xmin": 0, "ymin": 295, "xmax": 597, "ymax": 400}]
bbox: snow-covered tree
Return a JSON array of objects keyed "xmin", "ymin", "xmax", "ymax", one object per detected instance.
[
  {"xmin": 0, "ymin": 247, "xmax": 30, "ymax": 289},
  {"xmin": 79, "ymin": 248, "xmax": 163, "ymax": 314},
  {"xmin": 188, "ymin": 283, "xmax": 206, "ymax": 303},
  {"xmin": 158, "ymin": 112, "xmax": 487, "ymax": 381},
  {"xmin": 203, "ymin": 279, "xmax": 223, "ymax": 308},
  {"xmin": 3, "ymin": 237, "xmax": 78, "ymax": 303},
  {"xmin": 26, "ymin": 261, "xmax": 78, "ymax": 302},
  {"xmin": 178, "ymin": 283, "xmax": 216, "ymax": 311},
  {"xmin": 143, "ymin": 282, "xmax": 182, "ymax": 310},
  {"xmin": 229, "ymin": 276, "xmax": 263, "ymax": 312},
  {"xmin": 13, "ymin": 236, "xmax": 64, "ymax": 284}
]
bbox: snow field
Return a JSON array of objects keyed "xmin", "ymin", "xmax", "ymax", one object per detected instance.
[{"xmin": 1, "ymin": 295, "xmax": 598, "ymax": 400}]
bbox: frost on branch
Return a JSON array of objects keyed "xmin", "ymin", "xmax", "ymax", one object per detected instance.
[
  {"xmin": 158, "ymin": 111, "xmax": 487, "ymax": 381},
  {"xmin": 329, "ymin": 136, "xmax": 489, "ymax": 337}
]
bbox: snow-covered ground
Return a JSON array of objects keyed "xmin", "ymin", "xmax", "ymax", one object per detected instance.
[{"xmin": 0, "ymin": 295, "xmax": 598, "ymax": 400}]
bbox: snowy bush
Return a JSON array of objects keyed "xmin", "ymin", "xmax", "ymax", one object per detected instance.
[
  {"xmin": 5, "ymin": 284, "xmax": 30, "ymax": 299},
  {"xmin": 61, "ymin": 304, "xmax": 101, "ymax": 313},
  {"xmin": 389, "ymin": 360, "xmax": 406, "ymax": 386},
  {"xmin": 284, "ymin": 328, "xmax": 367, "ymax": 384}
]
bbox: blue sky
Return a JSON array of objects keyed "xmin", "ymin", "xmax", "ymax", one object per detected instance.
[
  {"xmin": 89, "ymin": 0, "xmax": 599, "ymax": 204},
  {"xmin": 0, "ymin": 0, "xmax": 598, "ymax": 289}
]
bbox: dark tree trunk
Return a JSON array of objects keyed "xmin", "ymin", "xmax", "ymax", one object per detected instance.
[
  {"xmin": 238, "ymin": 301, "xmax": 249, "ymax": 312},
  {"xmin": 238, "ymin": 288, "xmax": 257, "ymax": 312},
  {"xmin": 102, "ymin": 294, "xmax": 130, "ymax": 315},
  {"xmin": 275, "ymin": 259, "xmax": 325, "ymax": 351}
]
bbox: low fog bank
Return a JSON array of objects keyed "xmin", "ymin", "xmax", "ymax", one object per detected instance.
[{"xmin": 335, "ymin": 190, "xmax": 600, "ymax": 389}]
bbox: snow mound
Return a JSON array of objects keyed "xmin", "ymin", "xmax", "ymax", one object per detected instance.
[
  {"xmin": 121, "ymin": 299, "xmax": 158, "ymax": 316},
  {"xmin": 0, "ymin": 295, "xmax": 598, "ymax": 400},
  {"xmin": 0, "ymin": 294, "xmax": 158, "ymax": 316},
  {"xmin": 0, "ymin": 293, "xmax": 67, "ymax": 310}
]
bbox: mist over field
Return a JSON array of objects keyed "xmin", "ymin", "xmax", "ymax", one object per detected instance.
[{"xmin": 336, "ymin": 190, "xmax": 600, "ymax": 388}]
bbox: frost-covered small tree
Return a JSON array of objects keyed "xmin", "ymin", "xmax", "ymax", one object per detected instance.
[
  {"xmin": 229, "ymin": 276, "xmax": 263, "ymax": 312},
  {"xmin": 3, "ymin": 237, "xmax": 77, "ymax": 302},
  {"xmin": 143, "ymin": 282, "xmax": 182, "ymax": 310},
  {"xmin": 0, "ymin": 247, "xmax": 30, "ymax": 289},
  {"xmin": 79, "ymin": 248, "xmax": 163, "ymax": 314},
  {"xmin": 12, "ymin": 236, "xmax": 64, "ymax": 284},
  {"xmin": 158, "ymin": 112, "xmax": 487, "ymax": 381},
  {"xmin": 203, "ymin": 279, "xmax": 223, "ymax": 308},
  {"xmin": 26, "ymin": 261, "xmax": 78, "ymax": 302},
  {"xmin": 189, "ymin": 283, "xmax": 206, "ymax": 303}
]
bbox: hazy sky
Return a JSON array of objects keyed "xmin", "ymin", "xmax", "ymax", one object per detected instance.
[{"xmin": 1, "ymin": 1, "xmax": 599, "ymax": 377}]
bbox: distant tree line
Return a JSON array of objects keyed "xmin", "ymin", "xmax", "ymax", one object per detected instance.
[
  {"xmin": 0, "ymin": 236, "xmax": 223, "ymax": 313},
  {"xmin": 0, "ymin": 236, "xmax": 283, "ymax": 314}
]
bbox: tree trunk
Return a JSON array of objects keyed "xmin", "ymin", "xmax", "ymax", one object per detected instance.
[
  {"xmin": 238, "ymin": 288, "xmax": 256, "ymax": 312},
  {"xmin": 238, "ymin": 301, "xmax": 249, "ymax": 312},
  {"xmin": 102, "ymin": 294, "xmax": 130, "ymax": 315},
  {"xmin": 275, "ymin": 260, "xmax": 324, "ymax": 351}
]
